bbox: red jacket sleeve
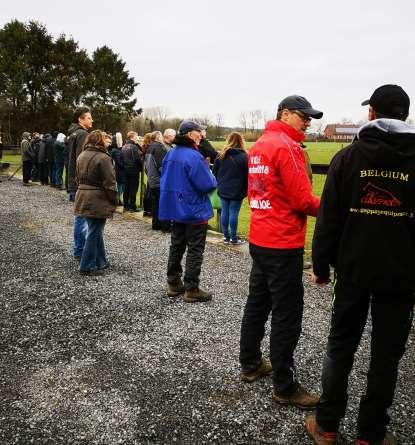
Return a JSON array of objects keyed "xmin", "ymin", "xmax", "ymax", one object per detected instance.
[{"xmin": 276, "ymin": 142, "xmax": 320, "ymax": 216}]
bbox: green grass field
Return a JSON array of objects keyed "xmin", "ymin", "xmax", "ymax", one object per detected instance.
[{"xmin": 209, "ymin": 141, "xmax": 345, "ymax": 254}]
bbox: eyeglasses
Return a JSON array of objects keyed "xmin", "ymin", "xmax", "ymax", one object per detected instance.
[{"xmin": 292, "ymin": 110, "xmax": 311, "ymax": 123}]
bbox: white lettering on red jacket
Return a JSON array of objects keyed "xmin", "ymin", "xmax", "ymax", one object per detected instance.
[{"xmin": 248, "ymin": 120, "xmax": 320, "ymax": 249}]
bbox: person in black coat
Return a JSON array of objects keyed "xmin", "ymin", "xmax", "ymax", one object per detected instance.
[
  {"xmin": 199, "ymin": 129, "xmax": 218, "ymax": 165},
  {"xmin": 110, "ymin": 133, "xmax": 125, "ymax": 206},
  {"xmin": 121, "ymin": 131, "xmax": 143, "ymax": 212},
  {"xmin": 212, "ymin": 132, "xmax": 248, "ymax": 244}
]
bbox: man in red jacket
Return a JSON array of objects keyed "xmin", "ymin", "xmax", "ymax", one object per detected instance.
[{"xmin": 239, "ymin": 95, "xmax": 322, "ymax": 409}]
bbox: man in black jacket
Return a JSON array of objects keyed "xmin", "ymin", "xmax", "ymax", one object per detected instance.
[
  {"xmin": 306, "ymin": 85, "xmax": 415, "ymax": 445},
  {"xmin": 199, "ymin": 129, "xmax": 217, "ymax": 165},
  {"xmin": 66, "ymin": 107, "xmax": 93, "ymax": 259},
  {"xmin": 121, "ymin": 131, "xmax": 142, "ymax": 212}
]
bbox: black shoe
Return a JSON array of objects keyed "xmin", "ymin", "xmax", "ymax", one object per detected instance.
[{"xmin": 80, "ymin": 269, "xmax": 105, "ymax": 276}]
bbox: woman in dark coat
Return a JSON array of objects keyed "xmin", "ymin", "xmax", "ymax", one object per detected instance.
[
  {"xmin": 110, "ymin": 132, "xmax": 125, "ymax": 206},
  {"xmin": 74, "ymin": 130, "xmax": 117, "ymax": 275},
  {"xmin": 212, "ymin": 132, "xmax": 248, "ymax": 244}
]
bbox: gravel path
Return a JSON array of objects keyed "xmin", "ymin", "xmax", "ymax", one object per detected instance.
[{"xmin": 0, "ymin": 178, "xmax": 414, "ymax": 445}]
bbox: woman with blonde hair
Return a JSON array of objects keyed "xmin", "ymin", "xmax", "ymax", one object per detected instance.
[
  {"xmin": 212, "ymin": 132, "xmax": 248, "ymax": 244},
  {"xmin": 74, "ymin": 130, "xmax": 117, "ymax": 275}
]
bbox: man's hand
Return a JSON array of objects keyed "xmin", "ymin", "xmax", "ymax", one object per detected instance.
[{"xmin": 311, "ymin": 272, "xmax": 330, "ymax": 286}]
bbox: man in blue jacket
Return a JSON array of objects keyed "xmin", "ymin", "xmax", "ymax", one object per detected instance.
[{"xmin": 160, "ymin": 120, "xmax": 217, "ymax": 303}]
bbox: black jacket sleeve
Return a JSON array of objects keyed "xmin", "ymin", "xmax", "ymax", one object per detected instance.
[
  {"xmin": 312, "ymin": 152, "xmax": 344, "ymax": 280},
  {"xmin": 199, "ymin": 139, "xmax": 218, "ymax": 164}
]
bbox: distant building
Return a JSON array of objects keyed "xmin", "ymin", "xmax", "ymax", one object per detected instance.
[{"xmin": 324, "ymin": 124, "xmax": 360, "ymax": 141}]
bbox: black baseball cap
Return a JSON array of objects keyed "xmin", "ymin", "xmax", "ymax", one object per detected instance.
[
  {"xmin": 178, "ymin": 120, "xmax": 206, "ymax": 135},
  {"xmin": 278, "ymin": 95, "xmax": 323, "ymax": 119},
  {"xmin": 361, "ymin": 84, "xmax": 410, "ymax": 118}
]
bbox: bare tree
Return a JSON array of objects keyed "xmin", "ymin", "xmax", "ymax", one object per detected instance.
[
  {"xmin": 144, "ymin": 106, "xmax": 170, "ymax": 122},
  {"xmin": 214, "ymin": 113, "xmax": 224, "ymax": 139},
  {"xmin": 239, "ymin": 111, "xmax": 248, "ymax": 133}
]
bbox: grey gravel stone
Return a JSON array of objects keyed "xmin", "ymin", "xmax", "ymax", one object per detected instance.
[{"xmin": 0, "ymin": 179, "xmax": 414, "ymax": 444}]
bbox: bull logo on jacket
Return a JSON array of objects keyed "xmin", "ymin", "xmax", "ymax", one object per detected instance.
[{"xmin": 361, "ymin": 182, "xmax": 401, "ymax": 207}]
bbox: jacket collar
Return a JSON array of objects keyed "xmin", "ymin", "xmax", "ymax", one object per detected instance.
[{"xmin": 264, "ymin": 120, "xmax": 305, "ymax": 143}]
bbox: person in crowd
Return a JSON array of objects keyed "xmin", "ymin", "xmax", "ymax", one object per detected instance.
[
  {"xmin": 67, "ymin": 107, "xmax": 93, "ymax": 259},
  {"xmin": 38, "ymin": 133, "xmax": 53, "ymax": 185},
  {"xmin": 306, "ymin": 85, "xmax": 415, "ymax": 445},
  {"xmin": 141, "ymin": 132, "xmax": 152, "ymax": 216},
  {"xmin": 163, "ymin": 128, "xmax": 176, "ymax": 149},
  {"xmin": 145, "ymin": 131, "xmax": 170, "ymax": 231},
  {"xmin": 29, "ymin": 132, "xmax": 41, "ymax": 182},
  {"xmin": 122, "ymin": 131, "xmax": 142, "ymax": 212},
  {"xmin": 239, "ymin": 95, "xmax": 322, "ymax": 410},
  {"xmin": 53, "ymin": 133, "xmax": 66, "ymax": 189},
  {"xmin": 111, "ymin": 132, "xmax": 125, "ymax": 206},
  {"xmin": 212, "ymin": 132, "xmax": 248, "ymax": 244},
  {"xmin": 21, "ymin": 132, "xmax": 32, "ymax": 186},
  {"xmin": 160, "ymin": 120, "xmax": 217, "ymax": 303},
  {"xmin": 199, "ymin": 128, "xmax": 218, "ymax": 165},
  {"xmin": 47, "ymin": 131, "xmax": 57, "ymax": 186},
  {"xmin": 74, "ymin": 130, "xmax": 117, "ymax": 276}
]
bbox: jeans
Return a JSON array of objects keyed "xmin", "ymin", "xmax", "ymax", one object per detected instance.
[
  {"xmin": 167, "ymin": 223, "xmax": 208, "ymax": 290},
  {"xmin": 316, "ymin": 279, "xmax": 415, "ymax": 442},
  {"xmin": 80, "ymin": 218, "xmax": 108, "ymax": 271},
  {"xmin": 240, "ymin": 243, "xmax": 304, "ymax": 394},
  {"xmin": 116, "ymin": 182, "xmax": 125, "ymax": 202},
  {"xmin": 220, "ymin": 198, "xmax": 242, "ymax": 240},
  {"xmin": 72, "ymin": 215, "xmax": 88, "ymax": 257},
  {"xmin": 53, "ymin": 162, "xmax": 64, "ymax": 187}
]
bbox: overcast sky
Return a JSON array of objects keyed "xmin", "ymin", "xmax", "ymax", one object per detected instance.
[{"xmin": 2, "ymin": 0, "xmax": 415, "ymax": 128}]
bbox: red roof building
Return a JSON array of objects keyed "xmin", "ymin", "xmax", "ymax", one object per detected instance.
[{"xmin": 324, "ymin": 124, "xmax": 360, "ymax": 141}]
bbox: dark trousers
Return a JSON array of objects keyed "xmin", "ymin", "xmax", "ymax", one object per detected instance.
[
  {"xmin": 316, "ymin": 279, "xmax": 415, "ymax": 442},
  {"xmin": 64, "ymin": 163, "xmax": 68, "ymax": 191},
  {"xmin": 240, "ymin": 243, "xmax": 304, "ymax": 394},
  {"xmin": 143, "ymin": 184, "xmax": 152, "ymax": 215},
  {"xmin": 167, "ymin": 223, "xmax": 208, "ymax": 290},
  {"xmin": 22, "ymin": 161, "xmax": 32, "ymax": 183},
  {"xmin": 31, "ymin": 161, "xmax": 39, "ymax": 181},
  {"xmin": 151, "ymin": 187, "xmax": 170, "ymax": 231},
  {"xmin": 39, "ymin": 162, "xmax": 49, "ymax": 184},
  {"xmin": 124, "ymin": 172, "xmax": 139, "ymax": 210},
  {"xmin": 48, "ymin": 161, "xmax": 55, "ymax": 185}
]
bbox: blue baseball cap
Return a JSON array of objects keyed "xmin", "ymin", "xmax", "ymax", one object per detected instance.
[{"xmin": 178, "ymin": 120, "xmax": 206, "ymax": 135}]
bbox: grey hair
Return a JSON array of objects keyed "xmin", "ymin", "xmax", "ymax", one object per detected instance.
[
  {"xmin": 163, "ymin": 128, "xmax": 176, "ymax": 138},
  {"xmin": 56, "ymin": 133, "xmax": 66, "ymax": 143},
  {"xmin": 115, "ymin": 132, "xmax": 123, "ymax": 148}
]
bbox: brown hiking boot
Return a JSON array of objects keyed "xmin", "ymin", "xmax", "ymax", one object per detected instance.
[
  {"xmin": 183, "ymin": 288, "xmax": 212, "ymax": 303},
  {"xmin": 305, "ymin": 414, "xmax": 337, "ymax": 445},
  {"xmin": 167, "ymin": 278, "xmax": 185, "ymax": 297},
  {"xmin": 356, "ymin": 432, "xmax": 399, "ymax": 445},
  {"xmin": 272, "ymin": 384, "xmax": 319, "ymax": 410},
  {"xmin": 240, "ymin": 358, "xmax": 273, "ymax": 383}
]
